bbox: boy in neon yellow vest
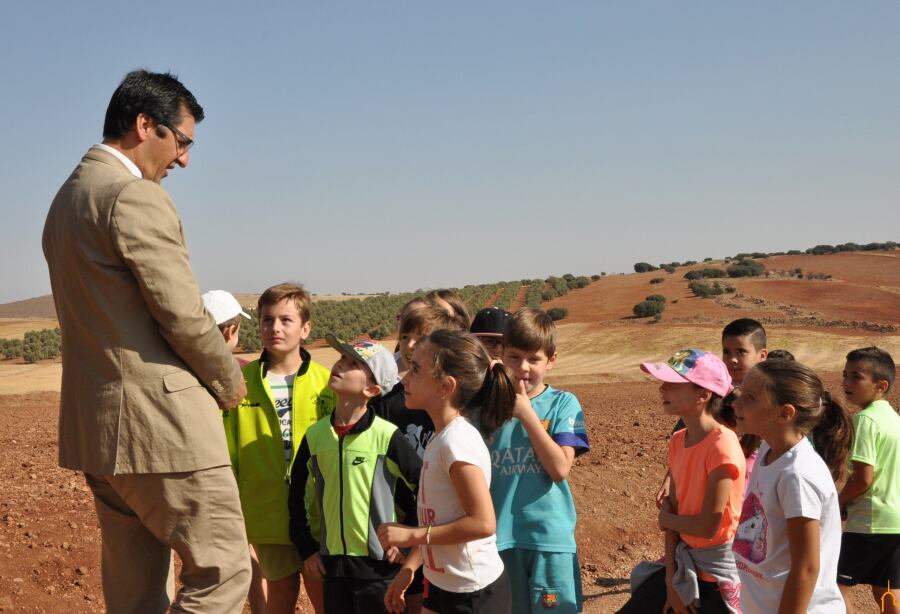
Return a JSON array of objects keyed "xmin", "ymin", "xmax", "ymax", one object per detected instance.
[{"xmin": 224, "ymin": 283, "xmax": 335, "ymax": 613}]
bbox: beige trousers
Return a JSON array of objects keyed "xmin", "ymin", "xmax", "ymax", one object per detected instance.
[{"xmin": 85, "ymin": 465, "xmax": 251, "ymax": 614}]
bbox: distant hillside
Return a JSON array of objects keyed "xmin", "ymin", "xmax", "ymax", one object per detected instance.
[{"xmin": 0, "ymin": 295, "xmax": 57, "ymax": 319}]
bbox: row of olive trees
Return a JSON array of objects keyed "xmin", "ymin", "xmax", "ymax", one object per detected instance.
[
  {"xmin": 232, "ymin": 276, "xmax": 594, "ymax": 351},
  {"xmin": 0, "ymin": 328, "xmax": 62, "ymax": 363}
]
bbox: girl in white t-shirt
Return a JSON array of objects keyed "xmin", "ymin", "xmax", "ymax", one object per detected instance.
[
  {"xmin": 731, "ymin": 360, "xmax": 853, "ymax": 613},
  {"xmin": 377, "ymin": 329, "xmax": 516, "ymax": 614}
]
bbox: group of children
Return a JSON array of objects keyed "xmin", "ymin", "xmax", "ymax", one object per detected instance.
[
  {"xmin": 202, "ymin": 285, "xmax": 588, "ymax": 614},
  {"xmin": 617, "ymin": 318, "xmax": 900, "ymax": 614},
  {"xmin": 201, "ymin": 283, "xmax": 899, "ymax": 614}
]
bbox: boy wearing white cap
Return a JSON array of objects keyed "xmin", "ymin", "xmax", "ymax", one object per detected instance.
[
  {"xmin": 201, "ymin": 290, "xmax": 251, "ymax": 352},
  {"xmin": 289, "ymin": 335, "xmax": 421, "ymax": 614},
  {"xmin": 201, "ymin": 290, "xmax": 266, "ymax": 612}
]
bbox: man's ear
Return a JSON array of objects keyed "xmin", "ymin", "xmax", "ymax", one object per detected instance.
[{"xmin": 134, "ymin": 112, "xmax": 157, "ymax": 143}]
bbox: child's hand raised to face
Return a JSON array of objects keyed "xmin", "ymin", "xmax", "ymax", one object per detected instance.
[{"xmin": 513, "ymin": 378, "xmax": 535, "ymax": 420}]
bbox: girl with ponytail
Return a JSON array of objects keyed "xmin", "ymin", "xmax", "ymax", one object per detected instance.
[
  {"xmin": 731, "ymin": 360, "xmax": 850, "ymax": 613},
  {"xmin": 377, "ymin": 329, "xmax": 514, "ymax": 613}
]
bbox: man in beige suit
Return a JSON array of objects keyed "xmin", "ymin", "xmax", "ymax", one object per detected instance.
[{"xmin": 42, "ymin": 70, "xmax": 251, "ymax": 613}]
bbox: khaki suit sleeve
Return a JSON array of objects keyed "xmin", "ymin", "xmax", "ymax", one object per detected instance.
[{"xmin": 110, "ymin": 180, "xmax": 241, "ymax": 404}]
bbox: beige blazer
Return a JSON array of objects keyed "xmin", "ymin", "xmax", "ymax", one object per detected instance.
[{"xmin": 42, "ymin": 146, "xmax": 242, "ymax": 475}]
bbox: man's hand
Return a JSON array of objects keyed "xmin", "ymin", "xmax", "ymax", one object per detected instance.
[{"xmin": 220, "ymin": 376, "xmax": 247, "ymax": 409}]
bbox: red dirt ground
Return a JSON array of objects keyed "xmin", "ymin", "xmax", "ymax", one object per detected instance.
[{"xmin": 0, "ymin": 384, "xmax": 879, "ymax": 613}]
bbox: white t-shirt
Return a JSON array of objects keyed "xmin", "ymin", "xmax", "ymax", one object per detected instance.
[
  {"xmin": 733, "ymin": 439, "xmax": 844, "ymax": 613},
  {"xmin": 266, "ymin": 372, "xmax": 294, "ymax": 465},
  {"xmin": 417, "ymin": 416, "xmax": 504, "ymax": 593}
]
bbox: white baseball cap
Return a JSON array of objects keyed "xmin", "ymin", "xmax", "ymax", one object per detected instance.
[{"xmin": 202, "ymin": 290, "xmax": 251, "ymax": 325}]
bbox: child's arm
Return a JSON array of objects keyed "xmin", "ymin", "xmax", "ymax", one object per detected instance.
[
  {"xmin": 777, "ymin": 517, "xmax": 820, "ymax": 614},
  {"xmin": 384, "ymin": 547, "xmax": 423, "ymax": 614},
  {"xmin": 377, "ymin": 460, "xmax": 496, "ymax": 548},
  {"xmin": 513, "ymin": 380, "xmax": 576, "ymax": 482},
  {"xmin": 658, "ymin": 465, "xmax": 734, "ymax": 539},
  {"xmin": 656, "ymin": 468, "xmax": 672, "ymax": 509},
  {"xmin": 288, "ymin": 436, "xmax": 323, "ymax": 576},
  {"xmin": 838, "ymin": 461, "xmax": 874, "ymax": 508},
  {"xmin": 663, "ymin": 527, "xmax": 692, "ymax": 614}
]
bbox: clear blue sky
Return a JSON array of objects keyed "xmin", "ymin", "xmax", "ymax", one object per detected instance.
[{"xmin": 2, "ymin": 2, "xmax": 898, "ymax": 303}]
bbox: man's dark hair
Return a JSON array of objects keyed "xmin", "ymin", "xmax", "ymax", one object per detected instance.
[
  {"xmin": 846, "ymin": 346, "xmax": 896, "ymax": 392},
  {"xmin": 722, "ymin": 318, "xmax": 766, "ymax": 350},
  {"xmin": 103, "ymin": 69, "xmax": 204, "ymax": 139}
]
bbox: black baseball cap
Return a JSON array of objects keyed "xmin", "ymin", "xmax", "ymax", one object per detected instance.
[{"xmin": 470, "ymin": 307, "xmax": 511, "ymax": 337}]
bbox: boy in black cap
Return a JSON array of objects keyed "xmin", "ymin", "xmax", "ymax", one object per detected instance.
[{"xmin": 470, "ymin": 307, "xmax": 511, "ymax": 360}]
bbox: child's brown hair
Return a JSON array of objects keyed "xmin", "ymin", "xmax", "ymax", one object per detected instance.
[
  {"xmin": 425, "ymin": 289, "xmax": 471, "ymax": 328},
  {"xmin": 423, "ymin": 329, "xmax": 515, "ymax": 438},
  {"xmin": 754, "ymin": 360, "xmax": 853, "ymax": 481},
  {"xmin": 257, "ymin": 282, "xmax": 311, "ymax": 323},
  {"xmin": 399, "ymin": 305, "xmax": 464, "ymax": 338},
  {"xmin": 503, "ymin": 308, "xmax": 557, "ymax": 357},
  {"xmin": 217, "ymin": 315, "xmax": 243, "ymax": 333}
]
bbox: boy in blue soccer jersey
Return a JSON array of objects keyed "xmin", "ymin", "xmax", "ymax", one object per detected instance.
[{"xmin": 490, "ymin": 308, "xmax": 590, "ymax": 613}]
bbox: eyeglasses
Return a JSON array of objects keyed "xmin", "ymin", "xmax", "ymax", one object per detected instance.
[{"xmin": 163, "ymin": 123, "xmax": 194, "ymax": 153}]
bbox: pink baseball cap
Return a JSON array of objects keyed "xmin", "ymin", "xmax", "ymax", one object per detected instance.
[{"xmin": 640, "ymin": 349, "xmax": 733, "ymax": 398}]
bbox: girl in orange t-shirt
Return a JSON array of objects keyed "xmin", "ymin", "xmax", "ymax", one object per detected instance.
[{"xmin": 619, "ymin": 349, "xmax": 745, "ymax": 614}]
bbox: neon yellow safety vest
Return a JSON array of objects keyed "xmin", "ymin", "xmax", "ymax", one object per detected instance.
[{"xmin": 223, "ymin": 348, "xmax": 335, "ymax": 544}]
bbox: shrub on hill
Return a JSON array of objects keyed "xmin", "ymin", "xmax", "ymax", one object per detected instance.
[
  {"xmin": 645, "ymin": 294, "xmax": 666, "ymax": 304},
  {"xmin": 634, "ymin": 262, "xmax": 658, "ymax": 273},
  {"xmin": 703, "ymin": 257, "xmax": 713, "ymax": 262},
  {"xmin": 547, "ymin": 307, "xmax": 569, "ymax": 321},
  {"xmin": 727, "ymin": 259, "xmax": 765, "ymax": 278},
  {"xmin": 650, "ymin": 277, "xmax": 665, "ymax": 285},
  {"xmin": 684, "ymin": 268, "xmax": 728, "ymax": 280},
  {"xmin": 633, "ymin": 300, "xmax": 665, "ymax": 318},
  {"xmin": 689, "ymin": 281, "xmax": 735, "ymax": 298}
]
